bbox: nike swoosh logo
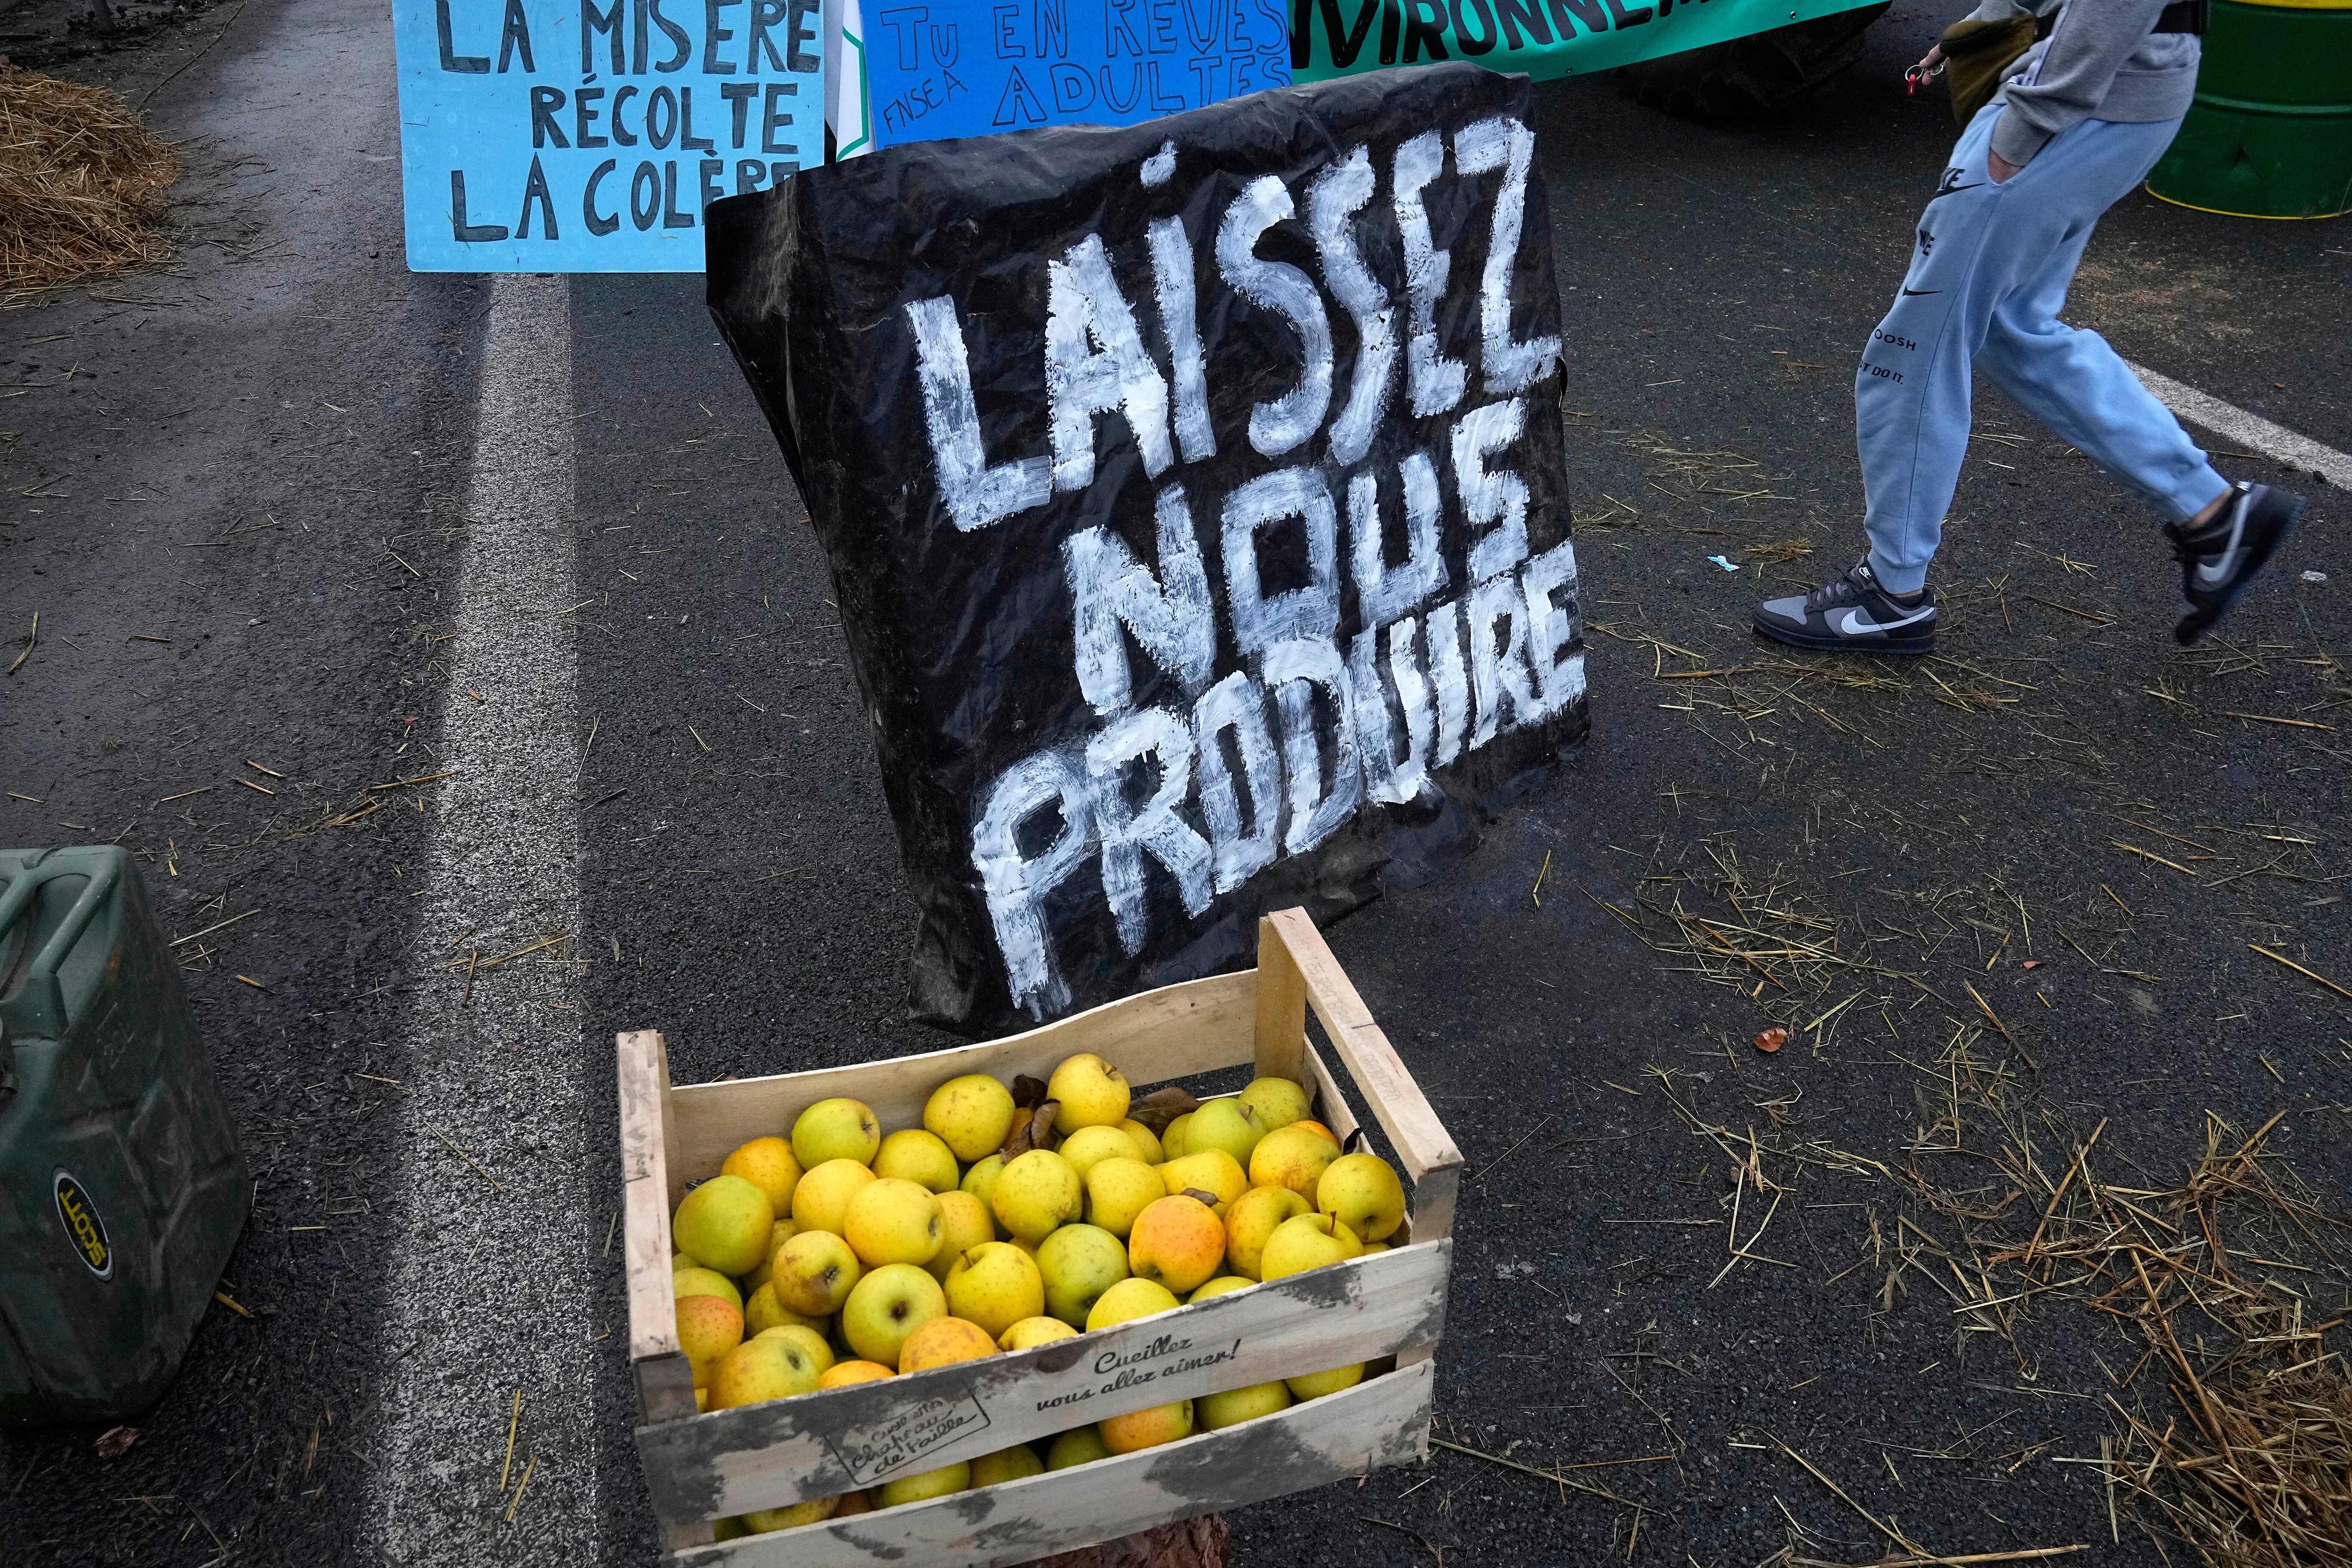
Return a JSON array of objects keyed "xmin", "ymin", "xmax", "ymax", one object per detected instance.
[
  {"xmin": 1835, "ymin": 605, "xmax": 1934, "ymax": 636},
  {"xmin": 1900, "ymin": 288, "xmax": 1941, "ymax": 296},
  {"xmin": 2194, "ymin": 498, "xmax": 2248, "ymax": 586},
  {"xmin": 1931, "ymin": 182, "xmax": 1984, "ymax": 199}
]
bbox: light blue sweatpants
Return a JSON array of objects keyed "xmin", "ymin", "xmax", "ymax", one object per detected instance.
[{"xmin": 1856, "ymin": 103, "xmax": 2231, "ymax": 594}]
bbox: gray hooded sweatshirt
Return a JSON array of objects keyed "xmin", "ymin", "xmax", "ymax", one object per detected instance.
[{"xmin": 1970, "ymin": 0, "xmax": 2203, "ymax": 167}]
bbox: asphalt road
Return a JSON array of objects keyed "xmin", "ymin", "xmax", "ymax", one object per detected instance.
[{"xmin": 4, "ymin": 3, "xmax": 2348, "ymax": 1565}]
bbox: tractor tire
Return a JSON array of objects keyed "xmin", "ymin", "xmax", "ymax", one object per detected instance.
[{"xmin": 1619, "ymin": 3, "xmax": 1893, "ymax": 119}]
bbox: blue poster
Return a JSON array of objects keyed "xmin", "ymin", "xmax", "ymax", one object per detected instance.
[
  {"xmin": 393, "ymin": 0, "xmax": 826, "ymax": 271},
  {"xmin": 863, "ymin": 0, "xmax": 1289, "ymax": 151}
]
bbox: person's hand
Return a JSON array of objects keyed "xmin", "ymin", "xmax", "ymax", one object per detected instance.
[
  {"xmin": 1913, "ymin": 43, "xmax": 1944, "ymax": 75},
  {"xmin": 1988, "ymin": 150, "xmax": 2020, "ymax": 184}
]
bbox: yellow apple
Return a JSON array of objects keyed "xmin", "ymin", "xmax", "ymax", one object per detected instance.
[
  {"xmin": 1198, "ymin": 1381, "xmax": 1292, "ymax": 1430},
  {"xmin": 876, "ymin": 1462, "xmax": 968, "ymax": 1508},
  {"xmin": 1159, "ymin": 1113, "xmax": 1193, "ymax": 1161},
  {"xmin": 1126, "ymin": 1195, "xmax": 1225, "ymax": 1293},
  {"xmin": 721, "ymin": 1136, "xmax": 803, "ymax": 1216},
  {"xmin": 969, "ymin": 1445, "xmax": 1046, "ymax": 1488},
  {"xmin": 1285, "ymin": 1363, "xmax": 1364, "ymax": 1400},
  {"xmin": 672, "ymin": 1266, "xmax": 743, "ymax": 1313},
  {"xmin": 927, "ymin": 1191, "xmax": 997, "ymax": 1281},
  {"xmin": 1084, "ymin": 1277, "xmax": 1179, "ymax": 1331},
  {"xmin": 1158, "ymin": 1149, "xmax": 1247, "ymax": 1216},
  {"xmin": 1098, "ymin": 1400, "xmax": 1192, "ymax": 1454},
  {"xmin": 743, "ymin": 1219, "xmax": 801, "ymax": 1295},
  {"xmin": 1292, "ymin": 1119, "xmax": 1339, "ymax": 1146},
  {"xmin": 1083, "ymin": 1157, "xmax": 1164, "ymax": 1239},
  {"xmin": 924, "ymin": 1074, "xmax": 1017, "ymax": 1162},
  {"xmin": 944, "ymin": 1242, "xmax": 1045, "ymax": 1339},
  {"xmin": 1057, "ymin": 1124, "xmax": 1142, "ymax": 1178},
  {"xmin": 1034, "ymin": 1223, "xmax": 1129, "ymax": 1326},
  {"xmin": 1047, "ymin": 1053, "xmax": 1130, "ymax": 1134},
  {"xmin": 841, "ymin": 1264, "xmax": 947, "ymax": 1368},
  {"xmin": 960, "ymin": 1154, "xmax": 1005, "ymax": 1211},
  {"xmin": 744, "ymin": 1281, "xmax": 819, "ymax": 1336},
  {"xmin": 991, "ymin": 1150, "xmax": 1082, "ymax": 1242},
  {"xmin": 711, "ymin": 1514, "xmax": 746, "ymax": 1539},
  {"xmin": 1046, "ymin": 1427, "xmax": 1109, "ymax": 1470},
  {"xmin": 1221, "ymin": 1185, "xmax": 1310, "ymax": 1279},
  {"xmin": 818, "ymin": 1359, "xmax": 895, "ymax": 1389},
  {"xmin": 844, "ymin": 1178, "xmax": 945, "ymax": 1268},
  {"xmin": 791, "ymin": 1097, "xmax": 880, "ymax": 1169},
  {"xmin": 874, "ymin": 1129, "xmax": 961, "ymax": 1194},
  {"xmin": 1182, "ymin": 1098, "xmax": 1263, "ymax": 1168},
  {"xmin": 676, "ymin": 1293, "xmax": 744, "ymax": 1388},
  {"xmin": 1257, "ymin": 1212, "xmax": 1362, "ymax": 1281},
  {"xmin": 898, "ymin": 1315, "xmax": 998, "ymax": 1373},
  {"xmin": 1249, "ymin": 1124, "xmax": 1340, "ymax": 1202},
  {"xmin": 1237, "ymin": 1076, "xmax": 1311, "ymax": 1133},
  {"xmin": 757, "ymin": 1323, "xmax": 835, "ymax": 1376},
  {"xmin": 1318, "ymin": 1152, "xmax": 1406, "ymax": 1242},
  {"xmin": 998, "ymin": 1315, "xmax": 1079, "ymax": 1352},
  {"xmin": 707, "ymin": 1333, "xmax": 821, "ymax": 1409},
  {"xmin": 1188, "ymin": 1276, "xmax": 1253, "ymax": 1303},
  {"xmin": 740, "ymin": 1496, "xmax": 837, "ymax": 1533},
  {"xmin": 1360, "ymin": 1240, "xmax": 1389, "ymax": 1255},
  {"xmin": 791, "ymin": 1158, "xmax": 877, "ymax": 1236},
  {"xmin": 773, "ymin": 1230, "xmax": 862, "ymax": 1317},
  {"xmin": 1116, "ymin": 1119, "xmax": 1165, "ymax": 1165},
  {"xmin": 673, "ymin": 1174, "xmax": 774, "ymax": 1277}
]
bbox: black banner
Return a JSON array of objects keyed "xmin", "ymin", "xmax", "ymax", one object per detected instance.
[{"xmin": 709, "ymin": 62, "xmax": 1589, "ymax": 1035}]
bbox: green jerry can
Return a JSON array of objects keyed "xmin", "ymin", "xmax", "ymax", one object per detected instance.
[
  {"xmin": 2147, "ymin": 0, "xmax": 2352, "ymax": 219},
  {"xmin": 0, "ymin": 846, "xmax": 250, "ymax": 1425}
]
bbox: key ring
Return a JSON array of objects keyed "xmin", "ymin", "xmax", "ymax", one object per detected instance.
[{"xmin": 1904, "ymin": 59, "xmax": 1947, "ymax": 96}]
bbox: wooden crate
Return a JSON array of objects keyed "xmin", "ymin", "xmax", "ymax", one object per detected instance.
[{"xmin": 619, "ymin": 908, "xmax": 1462, "ymax": 1566}]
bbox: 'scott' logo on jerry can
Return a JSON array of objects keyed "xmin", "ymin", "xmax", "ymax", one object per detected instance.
[{"xmin": 0, "ymin": 846, "xmax": 250, "ymax": 1425}]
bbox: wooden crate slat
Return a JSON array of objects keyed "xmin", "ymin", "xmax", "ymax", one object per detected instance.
[
  {"xmin": 636, "ymin": 1240, "xmax": 1450, "ymax": 1521},
  {"xmin": 1260, "ymin": 910, "xmax": 1462, "ymax": 1185},
  {"xmin": 671, "ymin": 1359, "xmax": 1435, "ymax": 1568},
  {"xmin": 664, "ymin": 972, "xmax": 1258, "ymax": 1202},
  {"xmin": 621, "ymin": 1029, "xmax": 684, "ymax": 1366},
  {"xmin": 1300, "ymin": 1040, "xmax": 1360, "ymax": 1151}
]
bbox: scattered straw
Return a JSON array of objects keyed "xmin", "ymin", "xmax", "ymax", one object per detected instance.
[{"xmin": 0, "ymin": 67, "xmax": 179, "ymax": 294}]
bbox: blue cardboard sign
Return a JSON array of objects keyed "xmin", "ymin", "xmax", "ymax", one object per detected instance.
[
  {"xmin": 393, "ymin": 0, "xmax": 826, "ymax": 271},
  {"xmin": 863, "ymin": 0, "xmax": 1289, "ymax": 151}
]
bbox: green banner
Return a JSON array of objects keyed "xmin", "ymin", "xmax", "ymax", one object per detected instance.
[{"xmin": 1293, "ymin": 0, "xmax": 1884, "ymax": 82}]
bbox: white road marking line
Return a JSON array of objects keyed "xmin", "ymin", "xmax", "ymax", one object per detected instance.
[
  {"xmin": 2128, "ymin": 360, "xmax": 2348, "ymax": 491},
  {"xmin": 372, "ymin": 273, "xmax": 596, "ymax": 1560}
]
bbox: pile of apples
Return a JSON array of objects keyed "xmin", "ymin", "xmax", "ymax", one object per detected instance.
[{"xmin": 666, "ymin": 1051, "xmax": 1407, "ymax": 1540}]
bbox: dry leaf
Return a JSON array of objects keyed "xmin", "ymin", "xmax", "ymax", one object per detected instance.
[
  {"xmin": 1029, "ymin": 1100, "xmax": 1061, "ymax": 1154},
  {"xmin": 1011, "ymin": 1074, "xmax": 1048, "ymax": 1109},
  {"xmin": 1178, "ymin": 1187, "xmax": 1220, "ymax": 1207},
  {"xmin": 95, "ymin": 1425, "xmax": 139, "ymax": 1459},
  {"xmin": 1753, "ymin": 1027, "xmax": 1787, "ymax": 1054},
  {"xmin": 1126, "ymin": 1086, "xmax": 1200, "ymax": 1132}
]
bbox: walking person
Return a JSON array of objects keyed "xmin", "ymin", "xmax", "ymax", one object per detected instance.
[{"xmin": 1753, "ymin": 0, "xmax": 2305, "ymax": 655}]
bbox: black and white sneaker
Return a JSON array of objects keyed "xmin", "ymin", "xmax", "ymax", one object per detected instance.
[
  {"xmin": 2166, "ymin": 481, "xmax": 2305, "ymax": 645},
  {"xmin": 1752, "ymin": 557, "xmax": 1937, "ymax": 655}
]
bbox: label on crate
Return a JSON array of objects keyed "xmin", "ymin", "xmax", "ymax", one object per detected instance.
[
  {"xmin": 1036, "ymin": 1332, "xmax": 1246, "ymax": 1412},
  {"xmin": 708, "ymin": 63, "xmax": 1587, "ymax": 1033},
  {"xmin": 824, "ymin": 1388, "xmax": 992, "ymax": 1484}
]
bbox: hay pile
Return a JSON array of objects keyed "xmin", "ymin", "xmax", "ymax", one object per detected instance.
[{"xmin": 0, "ymin": 65, "xmax": 179, "ymax": 294}]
